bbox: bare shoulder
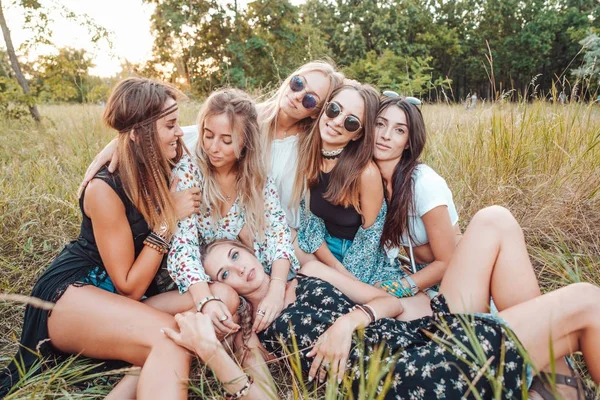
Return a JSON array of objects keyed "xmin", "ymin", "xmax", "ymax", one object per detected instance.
[
  {"xmin": 360, "ymin": 161, "xmax": 383, "ymax": 190},
  {"xmin": 83, "ymin": 177, "xmax": 124, "ymax": 218},
  {"xmin": 362, "ymin": 161, "xmax": 382, "ymax": 180}
]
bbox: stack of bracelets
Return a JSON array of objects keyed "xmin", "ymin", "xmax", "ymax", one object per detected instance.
[
  {"xmin": 223, "ymin": 374, "xmax": 254, "ymax": 399},
  {"xmin": 379, "ymin": 275, "xmax": 419, "ymax": 298},
  {"xmin": 143, "ymin": 229, "xmax": 171, "ymax": 254},
  {"xmin": 349, "ymin": 304, "xmax": 378, "ymax": 325}
]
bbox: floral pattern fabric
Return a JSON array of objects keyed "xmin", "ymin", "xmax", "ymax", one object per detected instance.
[
  {"xmin": 259, "ymin": 276, "xmax": 528, "ymax": 400},
  {"xmin": 168, "ymin": 153, "xmax": 299, "ymax": 293},
  {"xmin": 298, "ymin": 199, "xmax": 406, "ymax": 285}
]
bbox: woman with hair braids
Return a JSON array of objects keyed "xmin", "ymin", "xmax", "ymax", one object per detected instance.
[
  {"xmin": 167, "ymin": 88, "xmax": 300, "ymax": 336},
  {"xmin": 0, "ymin": 78, "xmax": 217, "ymax": 399},
  {"xmin": 185, "ymin": 205, "xmax": 594, "ymax": 399}
]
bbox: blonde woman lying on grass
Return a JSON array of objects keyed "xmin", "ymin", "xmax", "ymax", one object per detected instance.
[{"xmin": 163, "ymin": 206, "xmax": 595, "ymax": 400}]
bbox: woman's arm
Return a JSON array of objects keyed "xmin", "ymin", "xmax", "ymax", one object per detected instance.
[
  {"xmin": 79, "ymin": 138, "xmax": 118, "ymax": 195},
  {"xmin": 358, "ymin": 162, "xmax": 384, "ymax": 228},
  {"xmin": 300, "ymin": 260, "xmax": 402, "ymax": 318},
  {"xmin": 163, "ymin": 312, "xmax": 274, "ymax": 400},
  {"xmin": 84, "ymin": 179, "xmax": 162, "ymax": 300},
  {"xmin": 253, "ymin": 178, "xmax": 299, "ymax": 332},
  {"xmin": 408, "ymin": 205, "xmax": 456, "ymax": 290}
]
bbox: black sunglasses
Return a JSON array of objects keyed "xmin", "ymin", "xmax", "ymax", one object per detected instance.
[
  {"xmin": 289, "ymin": 75, "xmax": 319, "ymax": 110},
  {"xmin": 382, "ymin": 90, "xmax": 422, "ymax": 107},
  {"xmin": 324, "ymin": 101, "xmax": 363, "ymax": 133}
]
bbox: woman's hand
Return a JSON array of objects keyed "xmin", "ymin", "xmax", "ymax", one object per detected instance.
[
  {"xmin": 201, "ymin": 299, "xmax": 240, "ymax": 340},
  {"xmin": 162, "ymin": 311, "xmax": 221, "ymax": 360},
  {"xmin": 79, "ymin": 138, "xmax": 119, "ymax": 196},
  {"xmin": 170, "ymin": 176, "xmax": 201, "ymax": 219},
  {"xmin": 306, "ymin": 314, "xmax": 358, "ymax": 384},
  {"xmin": 253, "ymin": 281, "xmax": 285, "ymax": 333}
]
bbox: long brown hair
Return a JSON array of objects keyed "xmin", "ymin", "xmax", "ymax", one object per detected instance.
[
  {"xmin": 379, "ymin": 98, "xmax": 427, "ymax": 248},
  {"xmin": 103, "ymin": 77, "xmax": 184, "ymax": 232},
  {"xmin": 194, "ymin": 89, "xmax": 267, "ymax": 240},
  {"xmin": 294, "ymin": 83, "xmax": 380, "ymax": 211}
]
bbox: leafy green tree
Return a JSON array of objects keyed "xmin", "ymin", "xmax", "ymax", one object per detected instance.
[{"xmin": 29, "ymin": 48, "xmax": 95, "ymax": 102}]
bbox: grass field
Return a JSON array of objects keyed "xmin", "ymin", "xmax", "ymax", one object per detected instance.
[{"xmin": 1, "ymin": 101, "xmax": 599, "ymax": 398}]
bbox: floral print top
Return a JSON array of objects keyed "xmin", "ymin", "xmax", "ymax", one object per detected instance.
[
  {"xmin": 298, "ymin": 199, "xmax": 405, "ymax": 285},
  {"xmin": 168, "ymin": 153, "xmax": 300, "ymax": 293}
]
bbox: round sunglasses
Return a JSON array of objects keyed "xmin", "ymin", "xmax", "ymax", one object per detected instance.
[
  {"xmin": 289, "ymin": 75, "xmax": 319, "ymax": 110},
  {"xmin": 324, "ymin": 101, "xmax": 363, "ymax": 133}
]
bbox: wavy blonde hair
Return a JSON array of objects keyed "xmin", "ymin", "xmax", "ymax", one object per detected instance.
[
  {"xmin": 257, "ymin": 60, "xmax": 345, "ymax": 172},
  {"xmin": 195, "ymin": 89, "xmax": 267, "ymax": 240},
  {"xmin": 103, "ymin": 77, "xmax": 184, "ymax": 232}
]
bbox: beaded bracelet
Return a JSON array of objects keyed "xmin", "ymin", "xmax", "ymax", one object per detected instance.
[
  {"xmin": 270, "ymin": 276, "xmax": 286, "ymax": 284},
  {"xmin": 223, "ymin": 374, "xmax": 254, "ymax": 399},
  {"xmin": 143, "ymin": 231, "xmax": 171, "ymax": 254},
  {"xmin": 196, "ymin": 296, "xmax": 223, "ymax": 313},
  {"xmin": 379, "ymin": 279, "xmax": 413, "ymax": 298}
]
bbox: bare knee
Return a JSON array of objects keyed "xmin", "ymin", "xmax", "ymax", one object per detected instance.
[
  {"xmin": 210, "ymin": 282, "xmax": 240, "ymax": 315},
  {"xmin": 564, "ymin": 282, "xmax": 600, "ymax": 312},
  {"xmin": 470, "ymin": 205, "xmax": 520, "ymax": 235}
]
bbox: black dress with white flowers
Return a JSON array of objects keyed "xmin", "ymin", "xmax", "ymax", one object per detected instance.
[{"xmin": 259, "ymin": 276, "xmax": 528, "ymax": 399}]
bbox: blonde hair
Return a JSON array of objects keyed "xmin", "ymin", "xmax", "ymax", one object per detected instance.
[
  {"xmin": 257, "ymin": 61, "xmax": 344, "ymax": 211},
  {"xmin": 103, "ymin": 77, "xmax": 184, "ymax": 232},
  {"xmin": 195, "ymin": 89, "xmax": 267, "ymax": 240}
]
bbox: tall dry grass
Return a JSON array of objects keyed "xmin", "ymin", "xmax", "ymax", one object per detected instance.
[{"xmin": 1, "ymin": 101, "xmax": 599, "ymax": 398}]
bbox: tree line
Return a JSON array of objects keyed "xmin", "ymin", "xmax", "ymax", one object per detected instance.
[
  {"xmin": 140, "ymin": 0, "xmax": 599, "ymax": 102},
  {"xmin": 1, "ymin": 0, "xmax": 599, "ymax": 121}
]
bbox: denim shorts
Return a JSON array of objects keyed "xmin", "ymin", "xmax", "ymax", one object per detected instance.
[
  {"xmin": 80, "ymin": 266, "xmax": 118, "ymax": 293},
  {"xmin": 324, "ymin": 233, "xmax": 353, "ymax": 263}
]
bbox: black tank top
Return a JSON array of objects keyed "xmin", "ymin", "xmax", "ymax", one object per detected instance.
[
  {"xmin": 77, "ymin": 166, "xmax": 150, "ymax": 263},
  {"xmin": 310, "ymin": 171, "xmax": 362, "ymax": 240}
]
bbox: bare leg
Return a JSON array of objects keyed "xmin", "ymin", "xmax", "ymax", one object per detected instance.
[
  {"xmin": 439, "ymin": 206, "xmax": 573, "ymax": 382},
  {"xmin": 499, "ymin": 283, "xmax": 600, "ymax": 383},
  {"xmin": 113, "ymin": 282, "xmax": 241, "ymax": 398},
  {"xmin": 105, "ymin": 374, "xmax": 138, "ymax": 400},
  {"xmin": 143, "ymin": 282, "xmax": 239, "ymax": 315},
  {"xmin": 440, "ymin": 206, "xmax": 541, "ymax": 312},
  {"xmin": 47, "ymin": 285, "xmax": 190, "ymax": 399}
]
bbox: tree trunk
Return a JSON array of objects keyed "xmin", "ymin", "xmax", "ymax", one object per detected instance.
[{"xmin": 0, "ymin": 0, "xmax": 41, "ymax": 122}]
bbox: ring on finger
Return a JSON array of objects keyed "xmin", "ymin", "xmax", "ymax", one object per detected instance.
[{"xmin": 257, "ymin": 309, "xmax": 266, "ymax": 316}]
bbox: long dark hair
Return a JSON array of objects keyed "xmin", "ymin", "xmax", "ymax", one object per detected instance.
[
  {"xmin": 296, "ymin": 83, "xmax": 380, "ymax": 211},
  {"xmin": 379, "ymin": 98, "xmax": 427, "ymax": 248}
]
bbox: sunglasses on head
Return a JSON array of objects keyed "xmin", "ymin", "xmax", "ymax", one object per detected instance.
[
  {"xmin": 382, "ymin": 90, "xmax": 422, "ymax": 107},
  {"xmin": 289, "ymin": 75, "xmax": 319, "ymax": 110},
  {"xmin": 324, "ymin": 101, "xmax": 363, "ymax": 133}
]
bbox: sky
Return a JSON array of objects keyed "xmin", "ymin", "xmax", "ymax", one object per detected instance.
[{"xmin": 4, "ymin": 0, "xmax": 156, "ymax": 77}]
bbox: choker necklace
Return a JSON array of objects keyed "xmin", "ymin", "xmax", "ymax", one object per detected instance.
[{"xmin": 321, "ymin": 147, "xmax": 344, "ymax": 160}]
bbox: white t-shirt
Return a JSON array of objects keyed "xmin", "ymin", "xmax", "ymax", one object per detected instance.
[
  {"xmin": 386, "ymin": 164, "xmax": 459, "ymax": 259},
  {"xmin": 180, "ymin": 125, "xmax": 300, "ymax": 229},
  {"xmin": 182, "ymin": 125, "xmax": 199, "ymax": 153}
]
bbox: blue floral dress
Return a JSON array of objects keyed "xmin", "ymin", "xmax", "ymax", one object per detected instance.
[
  {"xmin": 298, "ymin": 200, "xmax": 406, "ymax": 285},
  {"xmin": 259, "ymin": 276, "xmax": 528, "ymax": 399},
  {"xmin": 168, "ymin": 153, "xmax": 300, "ymax": 293}
]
